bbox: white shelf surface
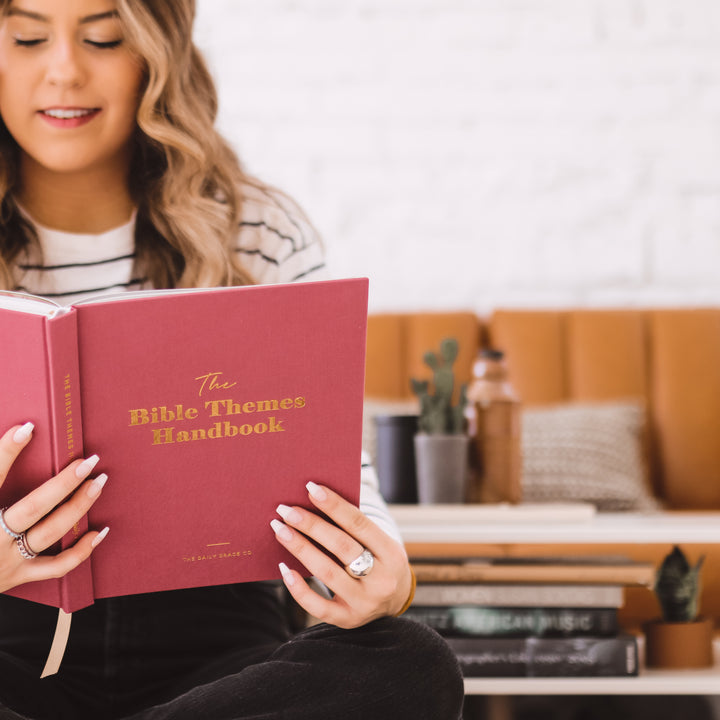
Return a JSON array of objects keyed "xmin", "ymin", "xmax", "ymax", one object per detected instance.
[
  {"xmin": 389, "ymin": 504, "xmax": 720, "ymax": 545},
  {"xmin": 463, "ymin": 639, "xmax": 720, "ymax": 695}
]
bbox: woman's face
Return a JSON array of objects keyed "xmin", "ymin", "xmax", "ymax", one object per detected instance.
[{"xmin": 0, "ymin": 0, "xmax": 144, "ymax": 180}]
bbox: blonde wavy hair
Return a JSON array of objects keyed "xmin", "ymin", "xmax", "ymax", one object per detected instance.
[{"xmin": 0, "ymin": 0, "xmax": 255, "ymax": 290}]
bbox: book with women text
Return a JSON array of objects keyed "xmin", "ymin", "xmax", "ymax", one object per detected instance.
[
  {"xmin": 411, "ymin": 583, "xmax": 626, "ymax": 608},
  {"xmin": 0, "ymin": 278, "xmax": 369, "ymax": 613}
]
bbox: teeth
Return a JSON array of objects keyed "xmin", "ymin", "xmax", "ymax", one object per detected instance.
[{"xmin": 43, "ymin": 108, "xmax": 94, "ymax": 119}]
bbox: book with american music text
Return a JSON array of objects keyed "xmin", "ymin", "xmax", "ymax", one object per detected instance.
[
  {"xmin": 402, "ymin": 605, "xmax": 620, "ymax": 638},
  {"xmin": 0, "ymin": 278, "xmax": 368, "ymax": 613}
]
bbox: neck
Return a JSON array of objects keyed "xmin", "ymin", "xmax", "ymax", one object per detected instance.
[{"xmin": 17, "ymin": 159, "xmax": 135, "ymax": 234}]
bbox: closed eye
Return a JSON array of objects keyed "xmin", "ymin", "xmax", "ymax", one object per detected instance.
[
  {"xmin": 85, "ymin": 39, "xmax": 123, "ymax": 49},
  {"xmin": 13, "ymin": 38, "xmax": 45, "ymax": 47}
]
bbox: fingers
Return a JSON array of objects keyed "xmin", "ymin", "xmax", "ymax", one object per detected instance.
[
  {"xmin": 271, "ymin": 482, "xmax": 413, "ymax": 627},
  {"xmin": 270, "ymin": 513, "xmax": 357, "ymax": 600},
  {"xmin": 0, "ymin": 423, "xmax": 110, "ymax": 594},
  {"xmin": 277, "ymin": 565, "xmax": 352, "ymax": 627},
  {"xmin": 274, "ymin": 521, "xmax": 409, "ymax": 628},
  {"xmin": 9, "ymin": 528, "xmax": 109, "ymax": 589},
  {"xmin": 0, "ymin": 423, "xmax": 35, "ymax": 488},
  {"xmin": 305, "ymin": 481, "xmax": 389, "ymax": 557},
  {"xmin": 270, "ymin": 482, "xmax": 384, "ymax": 600},
  {"xmin": 275, "ymin": 503, "xmax": 365, "ymax": 568},
  {"xmin": 25, "ymin": 472, "xmax": 108, "ymax": 554},
  {"xmin": 3, "ymin": 455, "xmax": 101, "ymax": 538},
  {"xmin": 272, "ymin": 482, "xmax": 401, "ymax": 582}
]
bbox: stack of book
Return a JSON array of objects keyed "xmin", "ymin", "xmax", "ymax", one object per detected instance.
[{"xmin": 405, "ymin": 555, "xmax": 654, "ymax": 677}]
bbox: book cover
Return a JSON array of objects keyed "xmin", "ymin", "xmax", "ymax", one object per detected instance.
[
  {"xmin": 0, "ymin": 279, "xmax": 368, "ymax": 612},
  {"xmin": 410, "ymin": 557, "xmax": 655, "ymax": 586},
  {"xmin": 411, "ymin": 583, "xmax": 625, "ymax": 608},
  {"xmin": 403, "ymin": 605, "xmax": 619, "ymax": 638},
  {"xmin": 446, "ymin": 634, "xmax": 639, "ymax": 677}
]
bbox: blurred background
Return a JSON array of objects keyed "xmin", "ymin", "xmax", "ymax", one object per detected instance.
[
  {"xmin": 194, "ymin": 0, "xmax": 720, "ymax": 314},
  {"xmin": 193, "ymin": 5, "xmax": 720, "ymax": 717}
]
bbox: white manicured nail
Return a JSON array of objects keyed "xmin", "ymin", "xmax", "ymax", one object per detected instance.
[
  {"xmin": 76, "ymin": 455, "xmax": 100, "ymax": 479},
  {"xmin": 270, "ymin": 519, "xmax": 293, "ymax": 542},
  {"xmin": 13, "ymin": 422, "xmax": 34, "ymax": 444},
  {"xmin": 276, "ymin": 504, "xmax": 302, "ymax": 524},
  {"xmin": 306, "ymin": 482, "xmax": 327, "ymax": 502},
  {"xmin": 92, "ymin": 527, "xmax": 110, "ymax": 548},
  {"xmin": 87, "ymin": 473, "xmax": 108, "ymax": 499},
  {"xmin": 279, "ymin": 562, "xmax": 295, "ymax": 586}
]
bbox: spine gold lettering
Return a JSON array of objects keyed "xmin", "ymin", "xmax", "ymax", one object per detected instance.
[{"xmin": 64, "ymin": 374, "xmax": 74, "ymax": 459}]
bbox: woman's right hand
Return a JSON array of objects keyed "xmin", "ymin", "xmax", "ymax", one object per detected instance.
[{"xmin": 0, "ymin": 422, "xmax": 109, "ymax": 593}]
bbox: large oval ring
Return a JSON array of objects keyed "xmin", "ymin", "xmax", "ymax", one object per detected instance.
[
  {"xmin": 0, "ymin": 508, "xmax": 22, "ymax": 540},
  {"xmin": 346, "ymin": 548, "xmax": 374, "ymax": 578},
  {"xmin": 16, "ymin": 533, "xmax": 37, "ymax": 560}
]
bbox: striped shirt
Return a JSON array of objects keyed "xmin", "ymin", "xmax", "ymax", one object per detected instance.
[
  {"xmin": 11, "ymin": 183, "xmax": 401, "ymax": 544},
  {"xmin": 13, "ymin": 184, "xmax": 329, "ymax": 304}
]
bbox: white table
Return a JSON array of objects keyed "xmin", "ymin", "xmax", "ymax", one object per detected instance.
[{"xmin": 390, "ymin": 503, "xmax": 720, "ymax": 545}]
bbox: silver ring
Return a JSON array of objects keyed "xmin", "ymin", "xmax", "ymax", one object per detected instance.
[
  {"xmin": 16, "ymin": 533, "xmax": 37, "ymax": 560},
  {"xmin": 0, "ymin": 508, "xmax": 22, "ymax": 540},
  {"xmin": 346, "ymin": 548, "xmax": 374, "ymax": 578}
]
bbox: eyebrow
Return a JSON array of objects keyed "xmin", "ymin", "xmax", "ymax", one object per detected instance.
[{"xmin": 5, "ymin": 8, "xmax": 120, "ymax": 25}]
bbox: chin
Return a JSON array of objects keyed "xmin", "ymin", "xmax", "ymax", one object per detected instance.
[{"xmin": 27, "ymin": 152, "xmax": 122, "ymax": 179}]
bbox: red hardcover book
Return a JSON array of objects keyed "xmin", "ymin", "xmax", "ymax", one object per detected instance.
[{"xmin": 0, "ymin": 278, "xmax": 368, "ymax": 612}]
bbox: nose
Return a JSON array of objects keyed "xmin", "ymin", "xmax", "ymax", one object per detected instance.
[{"xmin": 44, "ymin": 39, "xmax": 86, "ymax": 89}]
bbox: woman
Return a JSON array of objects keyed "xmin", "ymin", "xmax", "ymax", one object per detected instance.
[{"xmin": 0, "ymin": 0, "xmax": 464, "ymax": 718}]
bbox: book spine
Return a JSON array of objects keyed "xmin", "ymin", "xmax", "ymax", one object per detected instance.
[
  {"xmin": 412, "ymin": 583, "xmax": 625, "ymax": 608},
  {"xmin": 446, "ymin": 634, "xmax": 639, "ymax": 677},
  {"xmin": 410, "ymin": 562, "xmax": 653, "ymax": 586},
  {"xmin": 403, "ymin": 606, "xmax": 619, "ymax": 637},
  {"xmin": 45, "ymin": 311, "xmax": 94, "ymax": 612}
]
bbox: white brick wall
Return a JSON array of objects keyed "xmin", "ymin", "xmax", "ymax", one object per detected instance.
[{"xmin": 194, "ymin": 0, "xmax": 720, "ymax": 313}]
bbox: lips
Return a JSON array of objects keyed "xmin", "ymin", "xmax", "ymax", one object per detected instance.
[
  {"xmin": 42, "ymin": 107, "xmax": 97, "ymax": 119},
  {"xmin": 38, "ymin": 107, "xmax": 101, "ymax": 128}
]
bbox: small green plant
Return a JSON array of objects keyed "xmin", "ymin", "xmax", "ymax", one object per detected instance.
[
  {"xmin": 410, "ymin": 337, "xmax": 468, "ymax": 435},
  {"xmin": 654, "ymin": 545, "xmax": 705, "ymax": 623}
]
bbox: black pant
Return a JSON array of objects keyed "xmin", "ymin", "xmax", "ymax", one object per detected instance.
[{"xmin": 0, "ymin": 583, "xmax": 464, "ymax": 720}]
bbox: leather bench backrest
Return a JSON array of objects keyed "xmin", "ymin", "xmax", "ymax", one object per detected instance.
[
  {"xmin": 649, "ymin": 310, "xmax": 720, "ymax": 508},
  {"xmin": 365, "ymin": 308, "xmax": 720, "ymax": 509},
  {"xmin": 364, "ymin": 312, "xmax": 481, "ymax": 401}
]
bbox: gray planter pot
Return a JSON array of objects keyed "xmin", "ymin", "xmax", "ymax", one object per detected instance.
[{"xmin": 414, "ymin": 433, "xmax": 470, "ymax": 504}]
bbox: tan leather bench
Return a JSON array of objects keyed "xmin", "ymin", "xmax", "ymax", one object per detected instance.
[{"xmin": 366, "ymin": 309, "xmax": 720, "ymax": 628}]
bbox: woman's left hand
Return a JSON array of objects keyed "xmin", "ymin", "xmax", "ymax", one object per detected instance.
[{"xmin": 271, "ymin": 482, "xmax": 413, "ymax": 629}]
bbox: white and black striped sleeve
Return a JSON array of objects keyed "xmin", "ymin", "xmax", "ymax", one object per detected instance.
[{"xmin": 235, "ymin": 184, "xmax": 329, "ymax": 285}]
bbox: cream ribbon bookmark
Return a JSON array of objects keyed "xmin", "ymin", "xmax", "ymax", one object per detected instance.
[{"xmin": 41, "ymin": 609, "xmax": 72, "ymax": 678}]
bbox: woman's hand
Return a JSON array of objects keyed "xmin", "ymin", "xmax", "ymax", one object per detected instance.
[
  {"xmin": 0, "ymin": 423, "xmax": 109, "ymax": 594},
  {"xmin": 271, "ymin": 482, "xmax": 413, "ymax": 629}
]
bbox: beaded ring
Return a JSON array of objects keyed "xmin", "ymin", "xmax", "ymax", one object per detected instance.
[
  {"xmin": 0, "ymin": 507, "xmax": 22, "ymax": 540},
  {"xmin": 16, "ymin": 533, "xmax": 37, "ymax": 560}
]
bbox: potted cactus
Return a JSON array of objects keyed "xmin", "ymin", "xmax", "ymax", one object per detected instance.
[
  {"xmin": 643, "ymin": 545, "xmax": 713, "ymax": 668},
  {"xmin": 410, "ymin": 338, "xmax": 469, "ymax": 503}
]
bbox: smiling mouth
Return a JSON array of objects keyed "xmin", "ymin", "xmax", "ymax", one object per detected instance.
[{"xmin": 40, "ymin": 108, "xmax": 100, "ymax": 119}]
